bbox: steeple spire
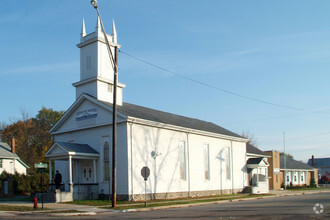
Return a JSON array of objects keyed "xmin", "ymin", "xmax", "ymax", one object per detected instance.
[
  {"xmin": 112, "ymin": 20, "xmax": 117, "ymax": 43},
  {"xmin": 81, "ymin": 18, "xmax": 86, "ymax": 41},
  {"xmin": 96, "ymin": 16, "xmax": 101, "ymax": 36}
]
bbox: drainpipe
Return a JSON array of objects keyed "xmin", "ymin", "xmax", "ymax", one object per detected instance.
[
  {"xmin": 129, "ymin": 120, "xmax": 135, "ymax": 201},
  {"xmin": 231, "ymin": 141, "xmax": 234, "ymax": 193},
  {"xmin": 186, "ymin": 132, "xmax": 191, "ymax": 197}
]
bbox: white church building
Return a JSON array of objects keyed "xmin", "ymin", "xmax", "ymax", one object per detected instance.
[{"xmin": 45, "ymin": 17, "xmax": 249, "ymax": 202}]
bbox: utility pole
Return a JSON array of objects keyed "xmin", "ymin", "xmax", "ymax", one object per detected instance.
[
  {"xmin": 283, "ymin": 132, "xmax": 286, "ymax": 190},
  {"xmin": 112, "ymin": 46, "xmax": 118, "ymax": 207},
  {"xmin": 91, "ymin": 0, "xmax": 118, "ymax": 207}
]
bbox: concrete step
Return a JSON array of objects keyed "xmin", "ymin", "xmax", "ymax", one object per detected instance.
[{"xmin": 242, "ymin": 186, "xmax": 252, "ymax": 194}]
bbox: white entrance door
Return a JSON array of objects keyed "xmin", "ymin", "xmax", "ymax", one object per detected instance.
[{"xmin": 82, "ymin": 167, "xmax": 93, "ymax": 183}]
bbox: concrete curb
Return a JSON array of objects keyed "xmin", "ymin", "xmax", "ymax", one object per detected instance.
[
  {"xmin": 49, "ymin": 211, "xmax": 96, "ymax": 216},
  {"xmin": 118, "ymin": 196, "xmax": 264, "ymax": 212}
]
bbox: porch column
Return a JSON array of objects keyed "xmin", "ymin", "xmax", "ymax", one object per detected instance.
[
  {"xmin": 93, "ymin": 159, "xmax": 97, "ymax": 183},
  {"xmin": 69, "ymin": 155, "xmax": 73, "ymax": 191},
  {"xmin": 256, "ymin": 168, "xmax": 259, "ymax": 187},
  {"xmin": 49, "ymin": 159, "xmax": 52, "ymax": 183},
  {"xmin": 75, "ymin": 161, "xmax": 78, "ymax": 183}
]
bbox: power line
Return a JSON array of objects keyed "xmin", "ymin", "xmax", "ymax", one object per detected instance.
[
  {"xmin": 119, "ymin": 50, "xmax": 308, "ymax": 112},
  {"xmin": 224, "ymin": 112, "xmax": 312, "ymax": 125},
  {"xmin": 288, "ymin": 131, "xmax": 330, "ymax": 141}
]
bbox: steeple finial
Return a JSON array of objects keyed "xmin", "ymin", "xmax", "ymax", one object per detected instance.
[
  {"xmin": 81, "ymin": 18, "xmax": 86, "ymax": 41},
  {"xmin": 96, "ymin": 16, "xmax": 101, "ymax": 36},
  {"xmin": 112, "ymin": 19, "xmax": 117, "ymax": 43}
]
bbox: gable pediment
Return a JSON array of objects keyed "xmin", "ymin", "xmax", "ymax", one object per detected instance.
[
  {"xmin": 46, "ymin": 143, "xmax": 67, "ymax": 156},
  {"xmin": 50, "ymin": 94, "xmax": 127, "ymax": 134}
]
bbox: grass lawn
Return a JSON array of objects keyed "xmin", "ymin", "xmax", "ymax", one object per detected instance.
[
  {"xmin": 39, "ymin": 209, "xmax": 86, "ymax": 214},
  {"xmin": 0, "ymin": 204, "xmax": 50, "ymax": 212},
  {"xmin": 67, "ymin": 193, "xmax": 272, "ymax": 210}
]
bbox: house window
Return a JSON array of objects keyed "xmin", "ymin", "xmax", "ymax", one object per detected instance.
[
  {"xmin": 0, "ymin": 159, "xmax": 2, "ymax": 168},
  {"xmin": 104, "ymin": 142, "xmax": 110, "ymax": 181},
  {"xmin": 286, "ymin": 175, "xmax": 290, "ymax": 182},
  {"xmin": 179, "ymin": 141, "xmax": 186, "ymax": 180},
  {"xmin": 226, "ymin": 147, "xmax": 231, "ymax": 180},
  {"xmin": 204, "ymin": 144, "xmax": 210, "ymax": 180},
  {"xmin": 301, "ymin": 174, "xmax": 304, "ymax": 182}
]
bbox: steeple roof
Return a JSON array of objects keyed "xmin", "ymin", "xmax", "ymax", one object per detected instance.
[
  {"xmin": 96, "ymin": 16, "xmax": 101, "ymax": 36},
  {"xmin": 112, "ymin": 20, "xmax": 117, "ymax": 43},
  {"xmin": 81, "ymin": 18, "xmax": 86, "ymax": 40}
]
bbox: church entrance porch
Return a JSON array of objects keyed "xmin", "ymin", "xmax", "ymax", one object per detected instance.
[{"xmin": 45, "ymin": 142, "xmax": 100, "ymax": 202}]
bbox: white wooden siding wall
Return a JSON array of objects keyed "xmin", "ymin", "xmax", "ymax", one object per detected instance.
[{"xmin": 127, "ymin": 123, "xmax": 247, "ymax": 195}]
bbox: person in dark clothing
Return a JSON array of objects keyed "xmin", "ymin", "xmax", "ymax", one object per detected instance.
[{"xmin": 54, "ymin": 170, "xmax": 62, "ymax": 189}]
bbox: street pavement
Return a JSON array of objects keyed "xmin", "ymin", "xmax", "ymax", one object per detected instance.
[{"xmin": 0, "ymin": 188, "xmax": 328, "ymax": 217}]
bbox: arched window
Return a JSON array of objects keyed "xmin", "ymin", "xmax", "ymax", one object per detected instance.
[
  {"xmin": 179, "ymin": 141, "xmax": 186, "ymax": 180},
  {"xmin": 104, "ymin": 142, "xmax": 110, "ymax": 181}
]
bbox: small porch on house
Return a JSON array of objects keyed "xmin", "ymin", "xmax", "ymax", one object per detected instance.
[
  {"xmin": 247, "ymin": 157, "xmax": 269, "ymax": 194},
  {"xmin": 45, "ymin": 142, "xmax": 100, "ymax": 202}
]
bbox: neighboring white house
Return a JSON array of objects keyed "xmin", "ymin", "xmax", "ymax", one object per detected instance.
[
  {"xmin": 280, "ymin": 155, "xmax": 315, "ymax": 187},
  {"xmin": 45, "ymin": 17, "xmax": 249, "ymax": 202},
  {"xmin": 0, "ymin": 141, "xmax": 29, "ymax": 175}
]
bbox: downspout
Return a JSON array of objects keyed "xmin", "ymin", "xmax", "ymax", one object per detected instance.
[
  {"xmin": 231, "ymin": 141, "xmax": 234, "ymax": 193},
  {"xmin": 129, "ymin": 120, "xmax": 135, "ymax": 201},
  {"xmin": 186, "ymin": 132, "xmax": 191, "ymax": 197}
]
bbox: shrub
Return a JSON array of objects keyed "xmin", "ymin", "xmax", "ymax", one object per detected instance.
[
  {"xmin": 310, "ymin": 178, "xmax": 317, "ymax": 188},
  {"xmin": 0, "ymin": 171, "xmax": 49, "ymax": 194}
]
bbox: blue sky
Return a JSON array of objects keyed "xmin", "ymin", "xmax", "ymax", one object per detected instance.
[{"xmin": 1, "ymin": 0, "xmax": 330, "ymax": 162}]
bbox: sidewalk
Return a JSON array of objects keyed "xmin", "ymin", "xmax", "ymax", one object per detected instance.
[{"xmin": 0, "ymin": 188, "xmax": 328, "ymax": 217}]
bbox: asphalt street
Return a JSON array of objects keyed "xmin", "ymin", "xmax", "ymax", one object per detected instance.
[{"xmin": 3, "ymin": 191, "xmax": 329, "ymax": 220}]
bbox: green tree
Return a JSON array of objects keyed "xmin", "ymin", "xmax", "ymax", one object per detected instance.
[
  {"xmin": 33, "ymin": 107, "xmax": 65, "ymax": 160},
  {"xmin": 0, "ymin": 107, "xmax": 64, "ymax": 168}
]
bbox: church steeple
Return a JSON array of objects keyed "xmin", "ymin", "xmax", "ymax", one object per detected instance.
[{"xmin": 73, "ymin": 17, "xmax": 125, "ymax": 105}]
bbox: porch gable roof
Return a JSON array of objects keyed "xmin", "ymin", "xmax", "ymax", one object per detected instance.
[
  {"xmin": 45, "ymin": 142, "xmax": 99, "ymax": 159},
  {"xmin": 247, "ymin": 157, "xmax": 269, "ymax": 168}
]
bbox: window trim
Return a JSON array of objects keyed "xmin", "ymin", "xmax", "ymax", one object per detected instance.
[
  {"xmin": 104, "ymin": 141, "xmax": 110, "ymax": 181},
  {"xmin": 225, "ymin": 147, "xmax": 231, "ymax": 180},
  {"xmin": 179, "ymin": 141, "xmax": 187, "ymax": 180}
]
